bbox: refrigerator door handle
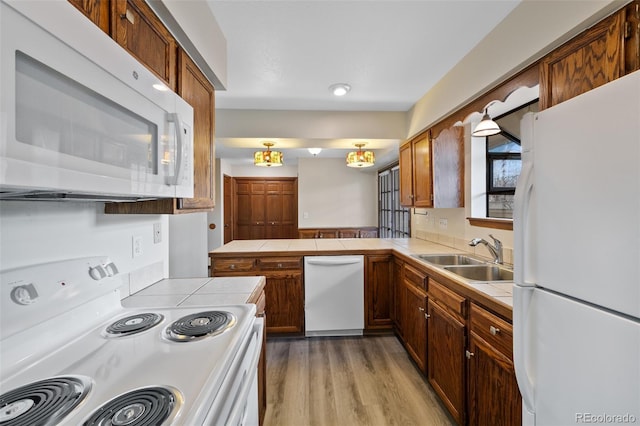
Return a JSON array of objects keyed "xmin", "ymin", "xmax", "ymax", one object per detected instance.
[
  {"xmin": 514, "ymin": 112, "xmax": 536, "ymax": 287},
  {"xmin": 513, "ymin": 285, "xmax": 535, "ymax": 417}
]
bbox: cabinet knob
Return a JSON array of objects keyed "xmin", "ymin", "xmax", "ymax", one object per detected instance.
[
  {"xmin": 489, "ymin": 325, "xmax": 500, "ymax": 335},
  {"xmin": 230, "ymin": 264, "xmax": 236, "ymax": 270},
  {"xmin": 418, "ymin": 307, "xmax": 425, "ymax": 312},
  {"xmin": 425, "ymin": 313, "xmax": 430, "ymax": 320},
  {"xmin": 277, "ymin": 263, "xmax": 283, "ymax": 268},
  {"xmin": 465, "ymin": 350, "xmax": 475, "ymax": 359}
]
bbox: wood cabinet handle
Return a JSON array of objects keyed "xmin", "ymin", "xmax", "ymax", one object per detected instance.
[
  {"xmin": 489, "ymin": 325, "xmax": 500, "ymax": 335},
  {"xmin": 466, "ymin": 350, "xmax": 474, "ymax": 359}
]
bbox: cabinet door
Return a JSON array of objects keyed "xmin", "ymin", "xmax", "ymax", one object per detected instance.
[
  {"xmin": 412, "ymin": 133, "xmax": 433, "ymax": 208},
  {"xmin": 392, "ymin": 258, "xmax": 404, "ymax": 336},
  {"xmin": 112, "ymin": 0, "xmax": 177, "ymax": 90},
  {"xmin": 68, "ymin": 0, "xmax": 110, "ymax": 33},
  {"xmin": 427, "ymin": 300, "xmax": 466, "ymax": 425},
  {"xmin": 539, "ymin": 10, "xmax": 623, "ymax": 109},
  {"xmin": 365, "ymin": 255, "xmax": 393, "ymax": 330},
  {"xmin": 177, "ymin": 50, "xmax": 215, "ymax": 211},
  {"xmin": 399, "ymin": 141, "xmax": 414, "ymax": 206},
  {"xmin": 432, "ymin": 126, "xmax": 464, "ymax": 208},
  {"xmin": 467, "ymin": 333, "xmax": 522, "ymax": 426},
  {"xmin": 404, "ymin": 282, "xmax": 427, "ymax": 373},
  {"xmin": 264, "ymin": 271, "xmax": 303, "ymax": 334}
]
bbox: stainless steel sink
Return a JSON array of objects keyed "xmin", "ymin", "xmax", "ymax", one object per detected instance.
[
  {"xmin": 412, "ymin": 254, "xmax": 486, "ymax": 266},
  {"xmin": 443, "ymin": 265, "xmax": 514, "ymax": 281}
]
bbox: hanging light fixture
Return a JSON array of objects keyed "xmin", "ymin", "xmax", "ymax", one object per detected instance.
[
  {"xmin": 254, "ymin": 142, "xmax": 283, "ymax": 167},
  {"xmin": 346, "ymin": 143, "xmax": 375, "ymax": 168},
  {"xmin": 472, "ymin": 101, "xmax": 501, "ymax": 137}
]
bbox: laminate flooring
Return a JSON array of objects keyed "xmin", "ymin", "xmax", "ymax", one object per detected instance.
[{"xmin": 264, "ymin": 335, "xmax": 456, "ymax": 426}]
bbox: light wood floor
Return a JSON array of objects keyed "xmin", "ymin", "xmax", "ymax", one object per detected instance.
[{"xmin": 264, "ymin": 334, "xmax": 456, "ymax": 426}]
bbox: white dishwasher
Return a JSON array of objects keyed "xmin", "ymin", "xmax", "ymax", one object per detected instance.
[{"xmin": 304, "ymin": 255, "xmax": 364, "ymax": 337}]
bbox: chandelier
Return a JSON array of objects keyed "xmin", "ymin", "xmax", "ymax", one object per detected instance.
[
  {"xmin": 254, "ymin": 142, "xmax": 283, "ymax": 167},
  {"xmin": 346, "ymin": 143, "xmax": 375, "ymax": 168}
]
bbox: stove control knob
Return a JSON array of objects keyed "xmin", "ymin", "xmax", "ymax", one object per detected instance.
[
  {"xmin": 11, "ymin": 284, "xmax": 38, "ymax": 305},
  {"xmin": 104, "ymin": 262, "xmax": 119, "ymax": 277},
  {"xmin": 89, "ymin": 265, "xmax": 107, "ymax": 280}
]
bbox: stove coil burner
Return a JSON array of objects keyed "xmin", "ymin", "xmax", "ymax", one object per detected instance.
[
  {"xmin": 0, "ymin": 375, "xmax": 91, "ymax": 426},
  {"xmin": 83, "ymin": 387, "xmax": 181, "ymax": 426},
  {"xmin": 105, "ymin": 313, "xmax": 164, "ymax": 337},
  {"xmin": 165, "ymin": 311, "xmax": 236, "ymax": 342}
]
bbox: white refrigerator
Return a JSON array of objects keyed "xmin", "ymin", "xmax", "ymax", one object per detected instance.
[{"xmin": 513, "ymin": 71, "xmax": 640, "ymax": 426}]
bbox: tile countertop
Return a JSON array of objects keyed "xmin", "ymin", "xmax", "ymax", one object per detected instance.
[
  {"xmin": 122, "ymin": 276, "xmax": 266, "ymax": 309},
  {"xmin": 210, "ymin": 238, "xmax": 514, "ymax": 311}
]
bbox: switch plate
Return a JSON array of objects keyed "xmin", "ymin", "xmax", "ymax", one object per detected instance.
[
  {"xmin": 132, "ymin": 236, "xmax": 143, "ymax": 258},
  {"xmin": 303, "ymin": 212, "xmax": 309, "ymax": 219},
  {"xmin": 153, "ymin": 223, "xmax": 162, "ymax": 244},
  {"xmin": 438, "ymin": 218, "xmax": 448, "ymax": 229}
]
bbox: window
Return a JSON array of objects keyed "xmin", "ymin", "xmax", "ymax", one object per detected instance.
[
  {"xmin": 482, "ymin": 100, "xmax": 538, "ymax": 219},
  {"xmin": 378, "ymin": 164, "xmax": 410, "ymax": 238}
]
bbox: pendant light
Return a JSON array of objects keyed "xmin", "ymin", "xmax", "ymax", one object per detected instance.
[
  {"xmin": 254, "ymin": 142, "xmax": 283, "ymax": 167},
  {"xmin": 472, "ymin": 102, "xmax": 501, "ymax": 137},
  {"xmin": 346, "ymin": 143, "xmax": 375, "ymax": 168}
]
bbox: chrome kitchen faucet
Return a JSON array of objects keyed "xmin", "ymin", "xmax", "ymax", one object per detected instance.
[{"xmin": 469, "ymin": 234, "xmax": 503, "ymax": 264}]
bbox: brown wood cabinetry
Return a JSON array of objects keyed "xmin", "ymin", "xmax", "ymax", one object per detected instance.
[
  {"xmin": 427, "ymin": 280, "xmax": 466, "ymax": 425},
  {"xmin": 467, "ymin": 303, "xmax": 521, "ymax": 426},
  {"xmin": 399, "ymin": 127, "xmax": 463, "ymax": 209},
  {"xmin": 111, "ymin": 0, "xmax": 177, "ymax": 90},
  {"xmin": 68, "ymin": 0, "xmax": 110, "ymax": 33},
  {"xmin": 235, "ymin": 178, "xmax": 297, "ymax": 240},
  {"xmin": 401, "ymin": 263, "xmax": 428, "ymax": 373},
  {"xmin": 624, "ymin": 1, "xmax": 640, "ymax": 75},
  {"xmin": 210, "ymin": 255, "xmax": 304, "ymax": 335},
  {"xmin": 539, "ymin": 9, "xmax": 624, "ymax": 110},
  {"xmin": 298, "ymin": 227, "xmax": 379, "ymax": 239},
  {"xmin": 392, "ymin": 257, "xmax": 405, "ymax": 337},
  {"xmin": 365, "ymin": 255, "xmax": 393, "ymax": 330}
]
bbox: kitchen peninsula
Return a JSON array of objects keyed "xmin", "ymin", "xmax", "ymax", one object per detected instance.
[{"xmin": 210, "ymin": 237, "xmax": 520, "ymax": 426}]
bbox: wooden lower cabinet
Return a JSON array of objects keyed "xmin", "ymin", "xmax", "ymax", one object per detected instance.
[
  {"xmin": 392, "ymin": 258, "xmax": 405, "ymax": 337},
  {"xmin": 467, "ymin": 303, "xmax": 522, "ymax": 426},
  {"xmin": 263, "ymin": 271, "xmax": 304, "ymax": 334},
  {"xmin": 403, "ymin": 282, "xmax": 428, "ymax": 373},
  {"xmin": 427, "ymin": 299, "xmax": 466, "ymax": 424},
  {"xmin": 365, "ymin": 255, "xmax": 393, "ymax": 330}
]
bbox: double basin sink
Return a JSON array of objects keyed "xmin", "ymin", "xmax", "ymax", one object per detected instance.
[{"xmin": 411, "ymin": 254, "xmax": 513, "ymax": 282}]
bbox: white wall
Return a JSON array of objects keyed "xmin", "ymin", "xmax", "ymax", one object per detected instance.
[
  {"xmin": 0, "ymin": 201, "xmax": 168, "ymax": 295},
  {"xmin": 298, "ymin": 158, "xmax": 377, "ymax": 228}
]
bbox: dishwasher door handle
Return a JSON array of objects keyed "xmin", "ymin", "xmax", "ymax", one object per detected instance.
[{"xmin": 305, "ymin": 258, "xmax": 362, "ymax": 266}]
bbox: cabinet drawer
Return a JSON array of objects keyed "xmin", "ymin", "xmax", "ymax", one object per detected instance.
[
  {"xmin": 404, "ymin": 264, "xmax": 428, "ymax": 291},
  {"xmin": 213, "ymin": 258, "xmax": 256, "ymax": 273},
  {"xmin": 429, "ymin": 279, "xmax": 466, "ymax": 320},
  {"xmin": 469, "ymin": 303, "xmax": 513, "ymax": 359},
  {"xmin": 258, "ymin": 257, "xmax": 302, "ymax": 270}
]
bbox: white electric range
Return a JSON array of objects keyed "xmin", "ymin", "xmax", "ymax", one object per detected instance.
[{"xmin": 0, "ymin": 257, "xmax": 263, "ymax": 426}]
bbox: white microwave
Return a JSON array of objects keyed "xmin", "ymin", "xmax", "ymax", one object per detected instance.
[{"xmin": 0, "ymin": 0, "xmax": 194, "ymax": 201}]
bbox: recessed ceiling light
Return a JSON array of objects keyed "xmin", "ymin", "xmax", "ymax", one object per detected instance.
[
  {"xmin": 329, "ymin": 83, "xmax": 351, "ymax": 97},
  {"xmin": 308, "ymin": 148, "xmax": 322, "ymax": 156}
]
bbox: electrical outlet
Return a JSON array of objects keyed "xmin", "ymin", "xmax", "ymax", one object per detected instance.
[
  {"xmin": 153, "ymin": 223, "xmax": 162, "ymax": 244},
  {"xmin": 438, "ymin": 218, "xmax": 448, "ymax": 229},
  {"xmin": 132, "ymin": 236, "xmax": 143, "ymax": 258}
]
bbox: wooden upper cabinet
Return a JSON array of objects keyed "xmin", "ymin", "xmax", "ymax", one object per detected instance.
[
  {"xmin": 399, "ymin": 132, "xmax": 432, "ymax": 208},
  {"xmin": 68, "ymin": 0, "xmax": 110, "ymax": 34},
  {"xmin": 624, "ymin": 1, "xmax": 640, "ymax": 75},
  {"xmin": 111, "ymin": 0, "xmax": 177, "ymax": 91},
  {"xmin": 177, "ymin": 49, "xmax": 215, "ymax": 211},
  {"xmin": 399, "ymin": 141, "xmax": 414, "ymax": 206},
  {"xmin": 432, "ymin": 126, "xmax": 464, "ymax": 208},
  {"xmin": 412, "ymin": 132, "xmax": 433, "ymax": 208},
  {"xmin": 399, "ymin": 127, "xmax": 463, "ymax": 209},
  {"xmin": 539, "ymin": 9, "xmax": 624, "ymax": 110}
]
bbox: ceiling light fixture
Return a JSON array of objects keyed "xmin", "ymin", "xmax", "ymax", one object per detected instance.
[
  {"xmin": 308, "ymin": 147, "xmax": 322, "ymax": 156},
  {"xmin": 472, "ymin": 101, "xmax": 501, "ymax": 137},
  {"xmin": 346, "ymin": 143, "xmax": 375, "ymax": 168},
  {"xmin": 254, "ymin": 142, "xmax": 283, "ymax": 167},
  {"xmin": 329, "ymin": 83, "xmax": 351, "ymax": 97}
]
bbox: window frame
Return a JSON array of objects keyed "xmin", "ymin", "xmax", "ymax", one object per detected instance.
[
  {"xmin": 378, "ymin": 163, "xmax": 410, "ymax": 238},
  {"xmin": 485, "ymin": 128, "xmax": 521, "ymax": 219}
]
